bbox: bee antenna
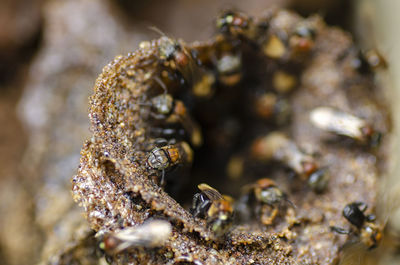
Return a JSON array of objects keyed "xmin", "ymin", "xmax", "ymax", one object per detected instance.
[
  {"xmin": 152, "ymin": 76, "xmax": 168, "ymax": 94},
  {"xmin": 148, "ymin": 26, "xmax": 167, "ymax": 37},
  {"xmin": 160, "ymin": 169, "xmax": 166, "ymax": 186}
]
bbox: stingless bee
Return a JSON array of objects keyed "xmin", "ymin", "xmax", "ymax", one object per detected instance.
[
  {"xmin": 158, "ymin": 36, "xmax": 192, "ymax": 70},
  {"xmin": 241, "ymin": 178, "xmax": 294, "ymax": 226},
  {"xmin": 190, "ymin": 183, "xmax": 234, "ymax": 237},
  {"xmin": 331, "ymin": 202, "xmax": 383, "ymax": 249},
  {"xmin": 250, "ymin": 132, "xmax": 328, "ymax": 192},
  {"xmin": 309, "ymin": 107, "xmax": 381, "ymax": 146},
  {"xmin": 100, "ymin": 220, "xmax": 172, "ymax": 255},
  {"xmin": 289, "ymin": 23, "xmax": 316, "ymax": 57},
  {"xmin": 157, "ymin": 35, "xmax": 215, "ymax": 96},
  {"xmin": 147, "ymin": 141, "xmax": 193, "ymax": 184},
  {"xmin": 216, "ymin": 10, "xmax": 257, "ymax": 40},
  {"xmin": 147, "ymin": 93, "xmax": 203, "ymax": 147}
]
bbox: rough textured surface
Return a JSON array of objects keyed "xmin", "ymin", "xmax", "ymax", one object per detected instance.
[
  {"xmin": 0, "ymin": 0, "xmax": 391, "ymax": 264},
  {"xmin": 72, "ymin": 9, "xmax": 389, "ymax": 265}
]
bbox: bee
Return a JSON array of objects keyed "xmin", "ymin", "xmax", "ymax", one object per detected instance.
[
  {"xmin": 190, "ymin": 183, "xmax": 234, "ymax": 237},
  {"xmin": 216, "ymin": 10, "xmax": 257, "ymax": 40},
  {"xmin": 289, "ymin": 24, "xmax": 316, "ymax": 56},
  {"xmin": 250, "ymin": 132, "xmax": 328, "ymax": 192},
  {"xmin": 147, "ymin": 141, "xmax": 193, "ymax": 184},
  {"xmin": 148, "ymin": 93, "xmax": 203, "ymax": 147},
  {"xmin": 158, "ymin": 36, "xmax": 192, "ymax": 70},
  {"xmin": 99, "ymin": 219, "xmax": 172, "ymax": 255},
  {"xmin": 331, "ymin": 202, "xmax": 383, "ymax": 249},
  {"xmin": 241, "ymin": 178, "xmax": 293, "ymax": 225},
  {"xmin": 309, "ymin": 107, "xmax": 381, "ymax": 146},
  {"xmin": 157, "ymin": 35, "xmax": 214, "ymax": 95}
]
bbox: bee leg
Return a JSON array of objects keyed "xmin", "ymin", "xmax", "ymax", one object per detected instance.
[
  {"xmin": 190, "ymin": 193, "xmax": 202, "ymax": 216},
  {"xmin": 160, "ymin": 169, "xmax": 166, "ymax": 186},
  {"xmin": 191, "ymin": 193, "xmax": 211, "ymax": 218},
  {"xmin": 261, "ymin": 205, "xmax": 278, "ymax": 225},
  {"xmin": 330, "ymin": 226, "xmax": 351, "ymax": 234}
]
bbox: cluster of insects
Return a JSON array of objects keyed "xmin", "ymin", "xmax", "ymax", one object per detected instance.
[{"xmin": 96, "ymin": 9, "xmax": 385, "ymax": 258}]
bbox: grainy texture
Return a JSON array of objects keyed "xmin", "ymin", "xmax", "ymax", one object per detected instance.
[{"xmin": 72, "ymin": 9, "xmax": 389, "ymax": 265}]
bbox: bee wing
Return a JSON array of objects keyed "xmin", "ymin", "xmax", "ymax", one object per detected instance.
[
  {"xmin": 198, "ymin": 183, "xmax": 223, "ymax": 200},
  {"xmin": 113, "ymin": 220, "xmax": 172, "ymax": 248},
  {"xmin": 337, "ymin": 242, "xmax": 369, "ymax": 265},
  {"xmin": 310, "ymin": 107, "xmax": 366, "ymax": 140}
]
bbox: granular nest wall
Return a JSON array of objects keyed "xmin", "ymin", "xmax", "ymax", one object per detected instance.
[{"xmin": 72, "ymin": 9, "xmax": 389, "ymax": 265}]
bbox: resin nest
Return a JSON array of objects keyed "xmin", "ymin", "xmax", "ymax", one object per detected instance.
[{"xmin": 72, "ymin": 8, "xmax": 389, "ymax": 264}]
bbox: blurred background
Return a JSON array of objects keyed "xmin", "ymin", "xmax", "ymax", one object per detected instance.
[{"xmin": 0, "ymin": 0, "xmax": 398, "ymax": 264}]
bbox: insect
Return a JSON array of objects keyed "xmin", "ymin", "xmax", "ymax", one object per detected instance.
[
  {"xmin": 242, "ymin": 178, "xmax": 293, "ymax": 225},
  {"xmin": 190, "ymin": 183, "xmax": 234, "ymax": 237},
  {"xmin": 158, "ymin": 36, "xmax": 192, "ymax": 69},
  {"xmin": 250, "ymin": 132, "xmax": 328, "ymax": 192},
  {"xmin": 309, "ymin": 107, "xmax": 381, "ymax": 146},
  {"xmin": 289, "ymin": 23, "xmax": 316, "ymax": 56},
  {"xmin": 147, "ymin": 93, "xmax": 203, "ymax": 147},
  {"xmin": 157, "ymin": 35, "xmax": 215, "ymax": 96},
  {"xmin": 331, "ymin": 202, "xmax": 383, "ymax": 249},
  {"xmin": 147, "ymin": 141, "xmax": 193, "ymax": 185},
  {"xmin": 100, "ymin": 219, "xmax": 172, "ymax": 255},
  {"xmin": 216, "ymin": 10, "xmax": 256, "ymax": 40}
]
